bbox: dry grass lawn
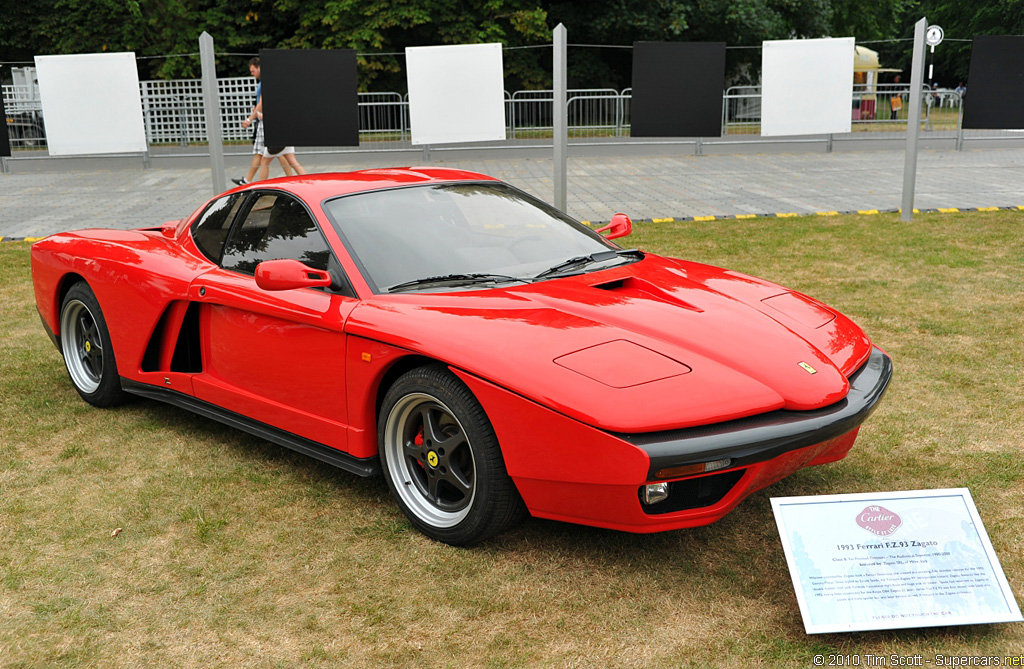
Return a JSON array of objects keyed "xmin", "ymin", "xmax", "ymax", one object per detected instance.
[{"xmin": 1, "ymin": 209, "xmax": 1022, "ymax": 667}]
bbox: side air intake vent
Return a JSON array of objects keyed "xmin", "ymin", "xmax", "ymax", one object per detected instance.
[
  {"xmin": 171, "ymin": 303, "xmax": 202, "ymax": 373},
  {"xmin": 140, "ymin": 301, "xmax": 203, "ymax": 373}
]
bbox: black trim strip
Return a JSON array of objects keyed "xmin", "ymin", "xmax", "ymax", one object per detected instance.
[
  {"xmin": 120, "ymin": 378, "xmax": 380, "ymax": 478},
  {"xmin": 38, "ymin": 307, "xmax": 60, "ymax": 351},
  {"xmin": 619, "ymin": 347, "xmax": 893, "ymax": 480}
]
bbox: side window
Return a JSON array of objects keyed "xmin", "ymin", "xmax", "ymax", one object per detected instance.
[
  {"xmin": 220, "ymin": 193, "xmax": 333, "ymax": 276},
  {"xmin": 191, "ymin": 193, "xmax": 244, "ymax": 263}
]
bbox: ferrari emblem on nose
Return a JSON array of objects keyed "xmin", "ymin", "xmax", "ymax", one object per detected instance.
[{"xmin": 798, "ymin": 362, "xmax": 817, "ymax": 375}]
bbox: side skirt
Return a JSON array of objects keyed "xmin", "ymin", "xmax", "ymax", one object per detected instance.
[{"xmin": 121, "ymin": 378, "xmax": 380, "ymax": 478}]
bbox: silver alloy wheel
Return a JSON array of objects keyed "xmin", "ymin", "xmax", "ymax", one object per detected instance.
[
  {"xmin": 60, "ymin": 298, "xmax": 103, "ymax": 395},
  {"xmin": 382, "ymin": 392, "xmax": 477, "ymax": 528}
]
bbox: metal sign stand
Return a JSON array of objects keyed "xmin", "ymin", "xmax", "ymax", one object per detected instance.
[
  {"xmin": 199, "ymin": 32, "xmax": 227, "ymax": 194},
  {"xmin": 553, "ymin": 24, "xmax": 568, "ymax": 212},
  {"xmin": 901, "ymin": 18, "xmax": 928, "ymax": 222}
]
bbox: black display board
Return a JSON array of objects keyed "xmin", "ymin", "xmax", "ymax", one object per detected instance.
[
  {"xmin": 962, "ymin": 35, "xmax": 1024, "ymax": 130},
  {"xmin": 260, "ymin": 49, "xmax": 360, "ymax": 147},
  {"xmin": 631, "ymin": 42, "xmax": 726, "ymax": 138},
  {"xmin": 0, "ymin": 91, "xmax": 11, "ymax": 157}
]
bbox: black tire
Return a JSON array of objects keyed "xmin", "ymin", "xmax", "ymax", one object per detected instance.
[
  {"xmin": 59, "ymin": 282, "xmax": 130, "ymax": 407},
  {"xmin": 378, "ymin": 364, "xmax": 526, "ymax": 545}
]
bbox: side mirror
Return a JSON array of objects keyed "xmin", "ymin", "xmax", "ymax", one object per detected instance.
[
  {"xmin": 255, "ymin": 259, "xmax": 332, "ymax": 291},
  {"xmin": 160, "ymin": 220, "xmax": 179, "ymax": 239},
  {"xmin": 595, "ymin": 213, "xmax": 632, "ymax": 240}
]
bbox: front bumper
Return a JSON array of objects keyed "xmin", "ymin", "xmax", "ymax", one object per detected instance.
[
  {"xmin": 459, "ymin": 348, "xmax": 892, "ymax": 533},
  {"xmin": 622, "ymin": 346, "xmax": 893, "ymax": 480}
]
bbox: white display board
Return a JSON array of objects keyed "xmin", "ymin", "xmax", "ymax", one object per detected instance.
[
  {"xmin": 761, "ymin": 37, "xmax": 854, "ymax": 137},
  {"xmin": 406, "ymin": 43, "xmax": 506, "ymax": 145},
  {"xmin": 772, "ymin": 489, "xmax": 1023, "ymax": 634},
  {"xmin": 35, "ymin": 52, "xmax": 147, "ymax": 156}
]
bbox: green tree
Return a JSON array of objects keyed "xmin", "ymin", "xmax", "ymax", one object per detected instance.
[
  {"xmin": 274, "ymin": 0, "xmax": 549, "ymax": 90},
  {"xmin": 0, "ymin": 0, "xmax": 302, "ymax": 81},
  {"xmin": 544, "ymin": 0, "xmax": 834, "ymax": 88},
  {"xmin": 894, "ymin": 0, "xmax": 1024, "ymax": 86}
]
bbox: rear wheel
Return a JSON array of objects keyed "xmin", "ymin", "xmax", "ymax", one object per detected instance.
[
  {"xmin": 59, "ymin": 282, "xmax": 129, "ymax": 407},
  {"xmin": 378, "ymin": 365, "xmax": 525, "ymax": 545}
]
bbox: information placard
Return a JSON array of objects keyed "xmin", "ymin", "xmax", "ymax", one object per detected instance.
[
  {"xmin": 772, "ymin": 489, "xmax": 1022, "ymax": 634},
  {"xmin": 35, "ymin": 52, "xmax": 147, "ymax": 156},
  {"xmin": 406, "ymin": 43, "xmax": 506, "ymax": 146},
  {"xmin": 761, "ymin": 37, "xmax": 854, "ymax": 137}
]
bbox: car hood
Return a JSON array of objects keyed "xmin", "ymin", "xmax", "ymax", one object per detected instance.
[{"xmin": 346, "ymin": 255, "xmax": 874, "ymax": 433}]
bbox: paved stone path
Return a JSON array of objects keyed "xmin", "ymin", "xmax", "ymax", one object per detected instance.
[{"xmin": 2, "ymin": 146, "xmax": 1023, "ymax": 239}]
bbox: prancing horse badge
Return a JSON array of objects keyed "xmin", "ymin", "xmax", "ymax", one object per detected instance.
[{"xmin": 798, "ymin": 361, "xmax": 817, "ymax": 375}]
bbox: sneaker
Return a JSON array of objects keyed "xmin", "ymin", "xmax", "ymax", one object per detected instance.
[{"xmin": 231, "ymin": 177, "xmax": 248, "ymax": 186}]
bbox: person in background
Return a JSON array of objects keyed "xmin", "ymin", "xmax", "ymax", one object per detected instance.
[
  {"xmin": 257, "ymin": 145, "xmax": 306, "ymax": 181},
  {"xmin": 232, "ymin": 57, "xmax": 293, "ymax": 186},
  {"xmin": 889, "ymin": 75, "xmax": 904, "ymax": 120}
]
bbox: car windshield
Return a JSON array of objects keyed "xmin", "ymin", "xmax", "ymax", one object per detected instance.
[{"xmin": 323, "ymin": 182, "xmax": 633, "ymax": 293}]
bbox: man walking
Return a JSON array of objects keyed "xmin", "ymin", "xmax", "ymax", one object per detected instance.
[{"xmin": 232, "ymin": 57, "xmax": 293, "ymax": 185}]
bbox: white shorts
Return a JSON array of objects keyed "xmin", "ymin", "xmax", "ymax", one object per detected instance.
[{"xmin": 262, "ymin": 145, "xmax": 295, "ymax": 158}]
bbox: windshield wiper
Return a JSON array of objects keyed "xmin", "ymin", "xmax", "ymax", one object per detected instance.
[
  {"xmin": 534, "ymin": 249, "xmax": 644, "ymax": 279},
  {"xmin": 387, "ymin": 273, "xmax": 528, "ymax": 293}
]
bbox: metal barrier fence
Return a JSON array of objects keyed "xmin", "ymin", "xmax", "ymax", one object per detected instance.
[
  {"xmin": 4, "ymin": 79, "xmax": 1021, "ymax": 154},
  {"xmin": 723, "ymin": 84, "xmax": 966, "ymax": 141},
  {"xmin": 2, "ymin": 83, "xmax": 46, "ymax": 148}
]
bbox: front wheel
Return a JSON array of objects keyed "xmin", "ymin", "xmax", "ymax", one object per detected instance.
[
  {"xmin": 59, "ymin": 282, "xmax": 129, "ymax": 407},
  {"xmin": 378, "ymin": 365, "xmax": 525, "ymax": 545}
]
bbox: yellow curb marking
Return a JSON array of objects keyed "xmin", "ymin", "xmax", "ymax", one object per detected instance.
[
  {"xmin": 816, "ymin": 211, "xmax": 839, "ymax": 216},
  {"xmin": 937, "ymin": 208, "xmax": 959, "ymax": 213},
  {"xmin": 652, "ymin": 217, "xmax": 674, "ymax": 223},
  {"xmin": 693, "ymin": 216, "xmax": 716, "ymax": 222},
  {"xmin": 858, "ymin": 209, "xmax": 880, "ymax": 215},
  {"xmin": 776, "ymin": 213, "xmax": 798, "ymax": 218}
]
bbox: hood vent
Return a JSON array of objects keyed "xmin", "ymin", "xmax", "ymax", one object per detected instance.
[
  {"xmin": 591, "ymin": 278, "xmax": 627, "ymax": 291},
  {"xmin": 590, "ymin": 277, "xmax": 702, "ymax": 312}
]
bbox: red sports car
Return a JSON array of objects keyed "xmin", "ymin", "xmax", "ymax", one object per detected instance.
[{"xmin": 32, "ymin": 168, "xmax": 892, "ymax": 545}]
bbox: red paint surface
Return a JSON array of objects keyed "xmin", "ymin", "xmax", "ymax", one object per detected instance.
[{"xmin": 31, "ymin": 168, "xmax": 882, "ymax": 532}]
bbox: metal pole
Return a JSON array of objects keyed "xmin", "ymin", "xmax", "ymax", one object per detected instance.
[
  {"xmin": 956, "ymin": 94, "xmax": 964, "ymax": 151},
  {"xmin": 901, "ymin": 18, "xmax": 928, "ymax": 222},
  {"xmin": 553, "ymin": 23, "xmax": 568, "ymax": 212},
  {"xmin": 199, "ymin": 32, "xmax": 227, "ymax": 195}
]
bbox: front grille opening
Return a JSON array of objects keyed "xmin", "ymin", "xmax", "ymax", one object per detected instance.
[{"xmin": 640, "ymin": 469, "xmax": 745, "ymax": 515}]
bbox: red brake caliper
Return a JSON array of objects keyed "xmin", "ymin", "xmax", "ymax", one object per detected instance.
[{"xmin": 414, "ymin": 426, "xmax": 425, "ymax": 469}]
